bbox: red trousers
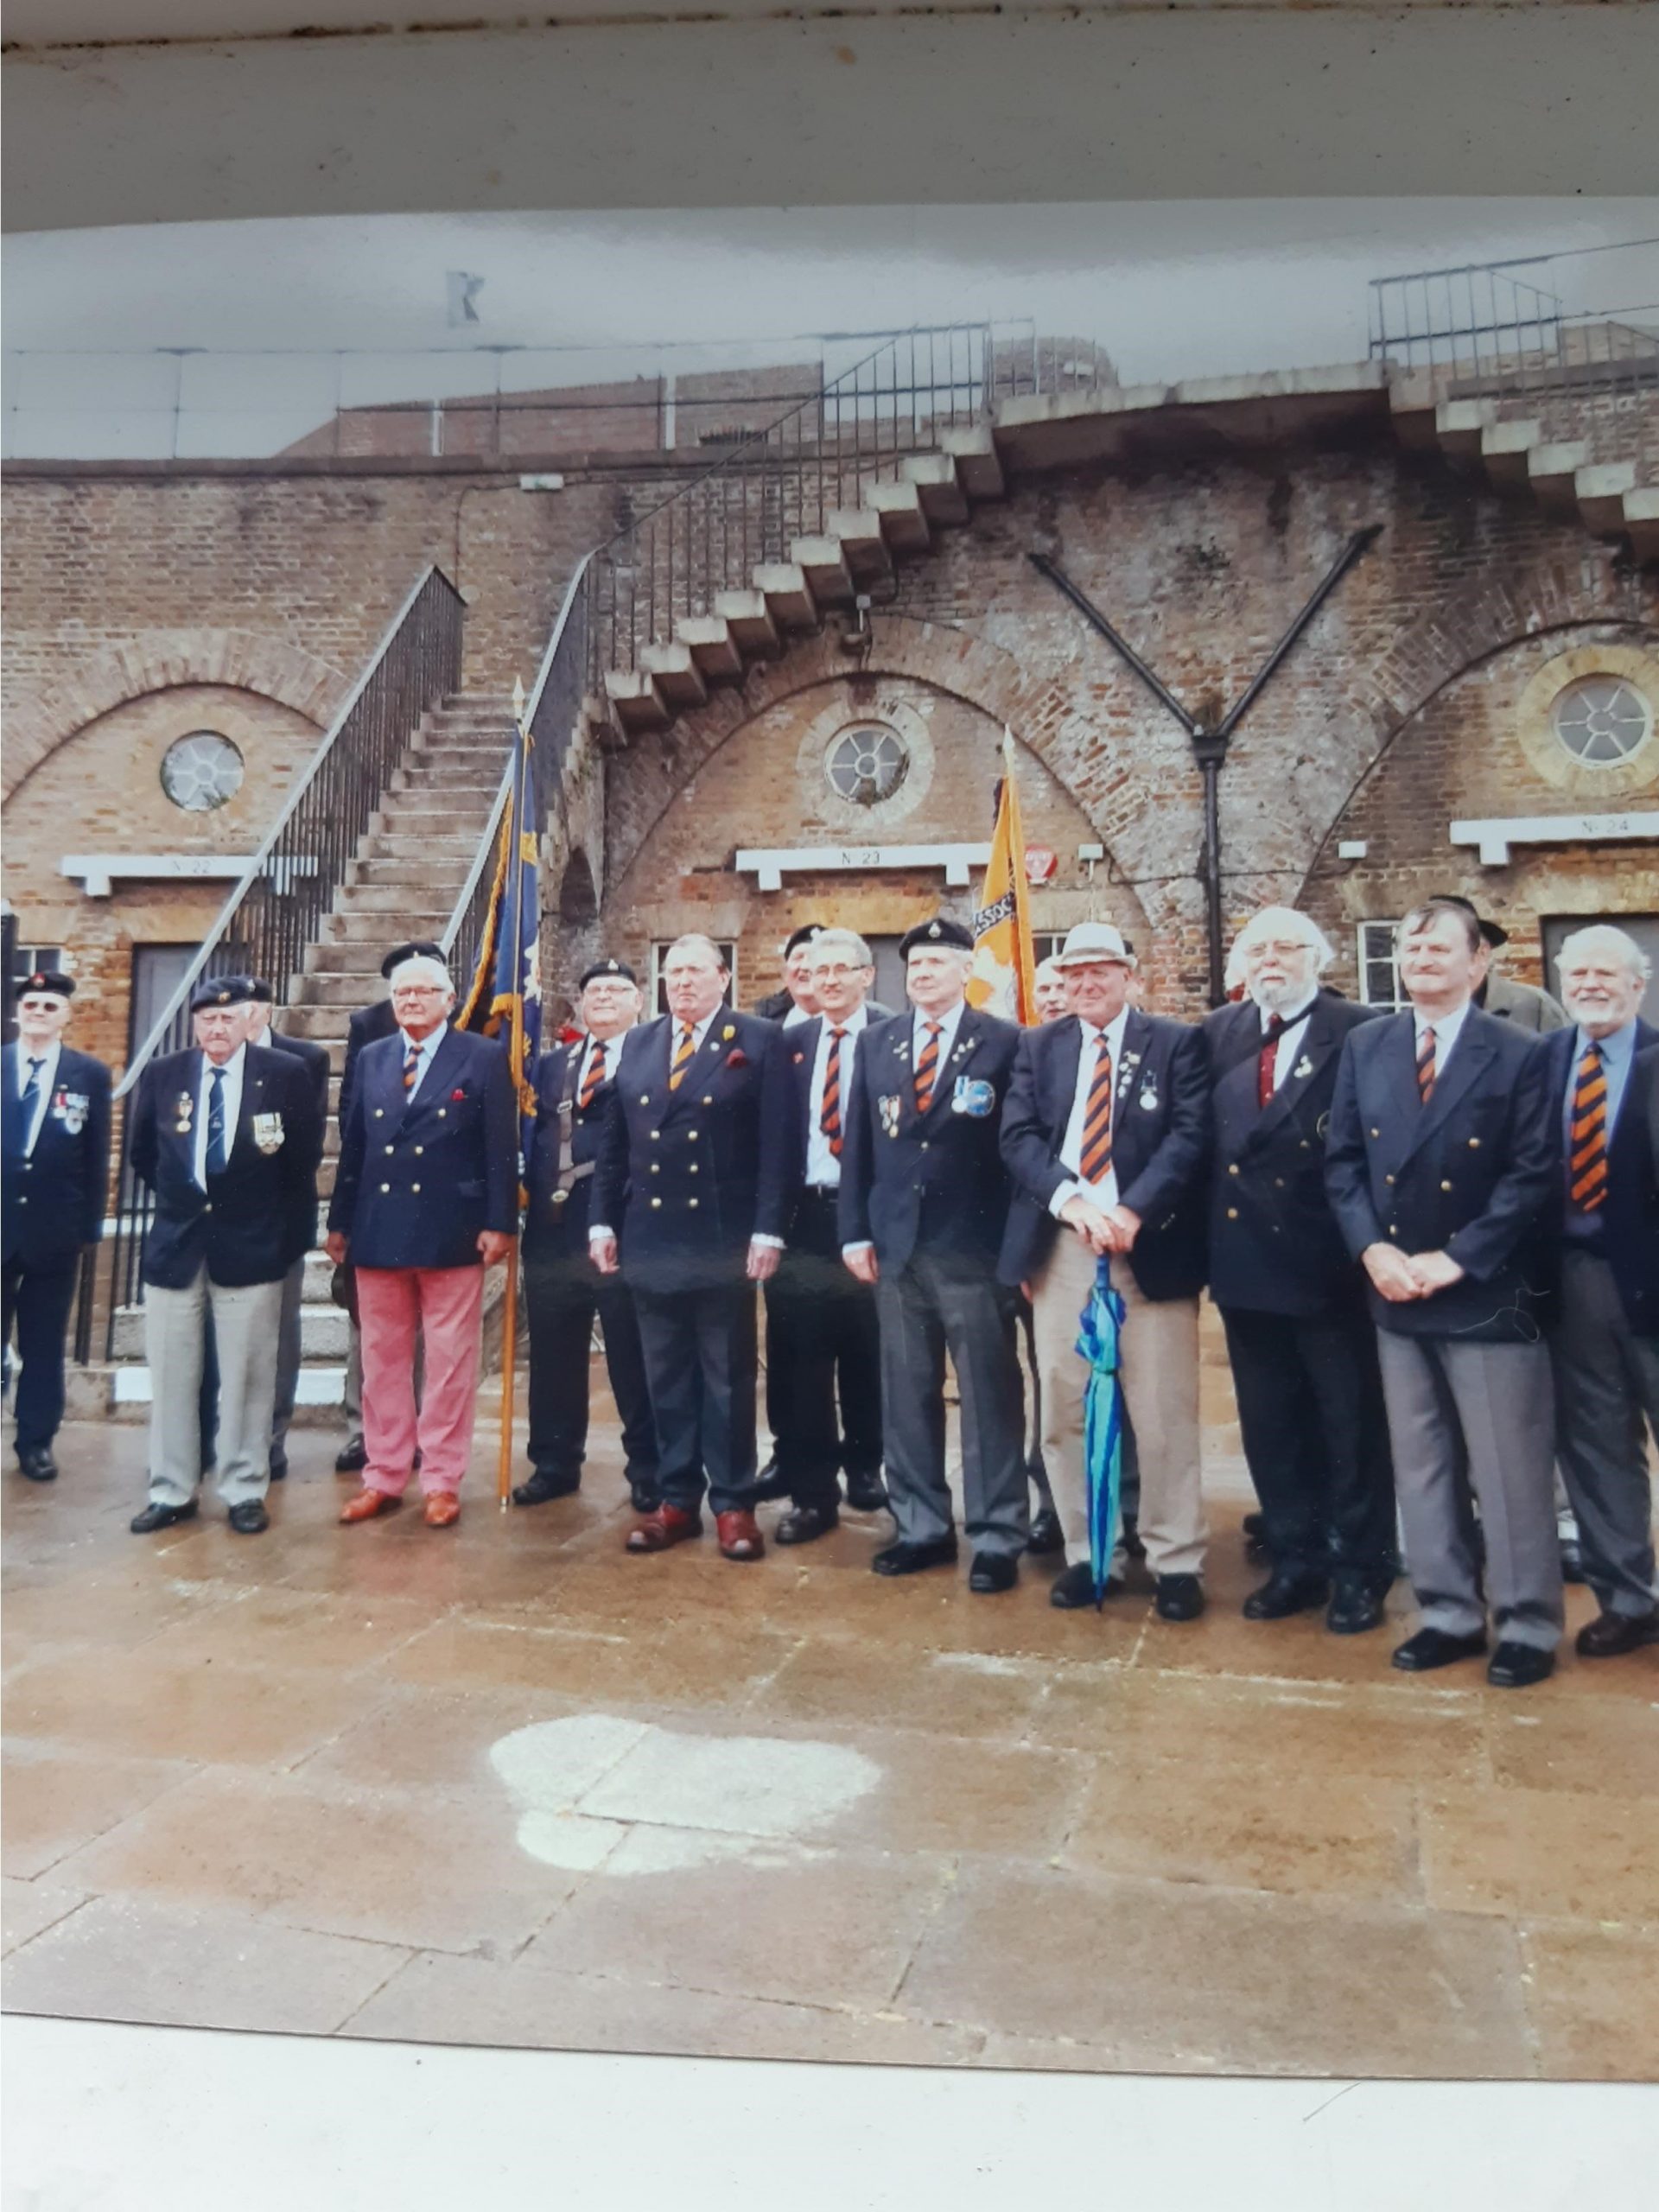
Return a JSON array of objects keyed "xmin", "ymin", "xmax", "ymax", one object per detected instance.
[{"xmin": 356, "ymin": 1265, "xmax": 486, "ymax": 1497}]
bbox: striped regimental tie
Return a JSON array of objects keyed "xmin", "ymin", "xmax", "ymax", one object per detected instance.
[
  {"xmin": 1569, "ymin": 1039, "xmax": 1608, "ymax": 1213},
  {"xmin": 1078, "ymin": 1033, "xmax": 1116, "ymax": 1186},
  {"xmin": 403, "ymin": 1041, "xmax": 421, "ymax": 1094},
  {"xmin": 820, "ymin": 1027, "xmax": 846, "ymax": 1156},
  {"xmin": 668, "ymin": 1024, "xmax": 696, "ymax": 1093},
  {"xmin": 1415, "ymin": 1024, "xmax": 1437, "ymax": 1105},
  {"xmin": 577, "ymin": 1041, "xmax": 608, "ymax": 1110},
  {"xmin": 913, "ymin": 1021, "xmax": 944, "ymax": 1114}
]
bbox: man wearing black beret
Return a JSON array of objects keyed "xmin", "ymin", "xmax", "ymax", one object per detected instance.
[{"xmin": 753, "ymin": 923, "xmax": 828, "ymax": 1027}]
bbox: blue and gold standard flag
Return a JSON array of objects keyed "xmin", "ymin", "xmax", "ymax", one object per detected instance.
[{"xmin": 460, "ymin": 677, "xmax": 541, "ymax": 1173}]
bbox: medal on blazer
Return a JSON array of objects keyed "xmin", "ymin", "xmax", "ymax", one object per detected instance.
[
  {"xmin": 1138, "ymin": 1078, "xmax": 1160, "ymax": 1112},
  {"xmin": 1116, "ymin": 1051, "xmax": 1141, "ymax": 1101},
  {"xmin": 1293, "ymin": 1055, "xmax": 1314, "ymax": 1081},
  {"xmin": 879, "ymin": 1094, "xmax": 903, "ymax": 1137},
  {"xmin": 175, "ymin": 1091, "xmax": 194, "ymax": 1136},
  {"xmin": 951, "ymin": 1076, "xmax": 995, "ymax": 1118},
  {"xmin": 53, "ymin": 1089, "xmax": 89, "ymax": 1135},
  {"xmin": 251, "ymin": 1111, "xmax": 286, "ymax": 1154}
]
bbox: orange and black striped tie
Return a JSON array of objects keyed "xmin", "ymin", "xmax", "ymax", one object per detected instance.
[
  {"xmin": 913, "ymin": 1021, "xmax": 944, "ymax": 1114},
  {"xmin": 820, "ymin": 1027, "xmax": 846, "ymax": 1155},
  {"xmin": 1415, "ymin": 1024, "xmax": 1437, "ymax": 1106},
  {"xmin": 668, "ymin": 1024, "xmax": 696, "ymax": 1092},
  {"xmin": 403, "ymin": 1041, "xmax": 420, "ymax": 1094},
  {"xmin": 1569, "ymin": 1039, "xmax": 1608, "ymax": 1213},
  {"xmin": 577, "ymin": 1041, "xmax": 608, "ymax": 1110},
  {"xmin": 1078, "ymin": 1034, "xmax": 1116, "ymax": 1185}
]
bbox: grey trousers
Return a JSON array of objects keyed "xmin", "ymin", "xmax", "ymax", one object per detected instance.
[
  {"xmin": 270, "ymin": 1254, "xmax": 306, "ymax": 1458},
  {"xmin": 875, "ymin": 1248, "xmax": 1029, "ymax": 1558},
  {"xmin": 1376, "ymin": 1329, "xmax": 1564, "ymax": 1650},
  {"xmin": 1550, "ymin": 1250, "xmax": 1659, "ymax": 1618},
  {"xmin": 146, "ymin": 1266, "xmax": 283, "ymax": 1510}
]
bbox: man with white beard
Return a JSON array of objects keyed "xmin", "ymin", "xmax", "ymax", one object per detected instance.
[{"xmin": 1204, "ymin": 907, "xmax": 1397, "ymax": 1632}]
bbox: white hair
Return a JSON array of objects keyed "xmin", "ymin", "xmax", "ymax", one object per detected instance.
[
  {"xmin": 389, "ymin": 955, "xmax": 454, "ymax": 993},
  {"xmin": 664, "ymin": 932, "xmax": 728, "ymax": 971},
  {"xmin": 1555, "ymin": 923, "xmax": 1652, "ymax": 987},
  {"xmin": 1034, "ymin": 957, "xmax": 1065, "ymax": 983},
  {"xmin": 807, "ymin": 927, "xmax": 874, "ymax": 968},
  {"xmin": 1229, "ymin": 906, "xmax": 1335, "ymax": 976}
]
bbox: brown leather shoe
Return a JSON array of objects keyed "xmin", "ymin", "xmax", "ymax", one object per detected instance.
[
  {"xmin": 626, "ymin": 1503, "xmax": 702, "ymax": 1553},
  {"xmin": 340, "ymin": 1487, "xmax": 400, "ymax": 1524},
  {"xmin": 1575, "ymin": 1608, "xmax": 1659, "ymax": 1659},
  {"xmin": 423, "ymin": 1492, "xmax": 461, "ymax": 1529},
  {"xmin": 715, "ymin": 1508, "xmax": 766, "ymax": 1562}
]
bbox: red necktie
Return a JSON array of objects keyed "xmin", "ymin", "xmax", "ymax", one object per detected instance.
[
  {"xmin": 820, "ymin": 1027, "xmax": 846, "ymax": 1155},
  {"xmin": 1078, "ymin": 1033, "xmax": 1115, "ymax": 1185},
  {"xmin": 1569, "ymin": 1040, "xmax": 1608, "ymax": 1212},
  {"xmin": 577, "ymin": 1041, "xmax": 607, "ymax": 1110},
  {"xmin": 913, "ymin": 1022, "xmax": 943, "ymax": 1114},
  {"xmin": 1415, "ymin": 1025, "xmax": 1436, "ymax": 1105},
  {"xmin": 1256, "ymin": 1014, "xmax": 1288, "ymax": 1109}
]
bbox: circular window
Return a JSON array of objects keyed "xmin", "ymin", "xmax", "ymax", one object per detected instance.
[
  {"xmin": 827, "ymin": 724, "xmax": 908, "ymax": 807},
  {"xmin": 161, "ymin": 730, "xmax": 245, "ymax": 811},
  {"xmin": 1551, "ymin": 677, "xmax": 1653, "ymax": 766}
]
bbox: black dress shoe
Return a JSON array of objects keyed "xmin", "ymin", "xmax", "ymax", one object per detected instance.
[
  {"xmin": 629, "ymin": 1484, "xmax": 664, "ymax": 1516},
  {"xmin": 1326, "ymin": 1578, "xmax": 1387, "ymax": 1636},
  {"xmin": 1154, "ymin": 1573, "xmax": 1205, "ymax": 1623},
  {"xmin": 1243, "ymin": 1568, "xmax": 1330, "ymax": 1621},
  {"xmin": 267, "ymin": 1450, "xmax": 288, "ymax": 1483},
  {"xmin": 1391, "ymin": 1626, "xmax": 1488, "ymax": 1673},
  {"xmin": 227, "ymin": 1499, "xmax": 270, "ymax": 1535},
  {"xmin": 16, "ymin": 1447, "xmax": 58, "ymax": 1483},
  {"xmin": 334, "ymin": 1437, "xmax": 368, "ymax": 1475},
  {"xmin": 512, "ymin": 1468, "xmax": 582, "ymax": 1507},
  {"xmin": 969, "ymin": 1551, "xmax": 1019, "ymax": 1593},
  {"xmin": 746, "ymin": 1459, "xmax": 792, "ymax": 1506},
  {"xmin": 1050, "ymin": 1560, "xmax": 1123, "ymax": 1610},
  {"xmin": 1025, "ymin": 1507, "xmax": 1065, "ymax": 1556},
  {"xmin": 1487, "ymin": 1641, "xmax": 1556, "ymax": 1689},
  {"xmin": 1122, "ymin": 1513, "xmax": 1147, "ymax": 1563},
  {"xmin": 130, "ymin": 1497, "xmax": 200, "ymax": 1535},
  {"xmin": 871, "ymin": 1536, "xmax": 958, "ymax": 1577},
  {"xmin": 1559, "ymin": 1539, "xmax": 1586, "ymax": 1586},
  {"xmin": 1243, "ymin": 1510, "xmax": 1271, "ymax": 1565},
  {"xmin": 842, "ymin": 1471, "xmax": 888, "ymax": 1513},
  {"xmin": 775, "ymin": 1503, "xmax": 839, "ymax": 1546},
  {"xmin": 1576, "ymin": 1609, "xmax": 1659, "ymax": 1659}
]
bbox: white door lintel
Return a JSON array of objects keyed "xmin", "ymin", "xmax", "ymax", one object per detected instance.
[
  {"xmin": 1449, "ymin": 812, "xmax": 1659, "ymax": 868},
  {"xmin": 734, "ymin": 842, "xmax": 992, "ymax": 893}
]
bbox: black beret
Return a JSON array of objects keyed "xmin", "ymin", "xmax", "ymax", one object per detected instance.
[
  {"xmin": 783, "ymin": 924, "xmax": 827, "ymax": 958},
  {"xmin": 245, "ymin": 976, "xmax": 276, "ymax": 1005},
  {"xmin": 190, "ymin": 975, "xmax": 255, "ymax": 1014},
  {"xmin": 380, "ymin": 938, "xmax": 445, "ymax": 980},
  {"xmin": 578, "ymin": 958, "xmax": 639, "ymax": 991},
  {"xmin": 899, "ymin": 916, "xmax": 973, "ymax": 958},
  {"xmin": 14, "ymin": 969, "xmax": 75, "ymax": 1000}
]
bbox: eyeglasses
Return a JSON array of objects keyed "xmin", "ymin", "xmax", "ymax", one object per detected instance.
[
  {"xmin": 391, "ymin": 984, "xmax": 448, "ymax": 998},
  {"xmin": 810, "ymin": 963, "xmax": 869, "ymax": 981}
]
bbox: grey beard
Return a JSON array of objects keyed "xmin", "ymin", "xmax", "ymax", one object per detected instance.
[{"xmin": 1249, "ymin": 977, "xmax": 1309, "ymax": 1015}]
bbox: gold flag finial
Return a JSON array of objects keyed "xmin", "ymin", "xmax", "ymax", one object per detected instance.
[{"xmin": 512, "ymin": 673, "xmax": 527, "ymax": 725}]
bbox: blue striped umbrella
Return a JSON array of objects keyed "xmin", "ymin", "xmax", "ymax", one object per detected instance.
[{"xmin": 1073, "ymin": 1255, "xmax": 1128, "ymax": 1606}]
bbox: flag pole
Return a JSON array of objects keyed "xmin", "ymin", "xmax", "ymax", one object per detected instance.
[{"xmin": 497, "ymin": 674, "xmax": 530, "ymax": 1511}]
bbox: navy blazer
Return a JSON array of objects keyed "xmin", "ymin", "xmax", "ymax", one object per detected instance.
[
  {"xmin": 1540, "ymin": 1016, "xmax": 1659, "ymax": 1337},
  {"xmin": 328, "ymin": 1023, "xmax": 518, "ymax": 1269},
  {"xmin": 1325, "ymin": 1007, "xmax": 1557, "ymax": 1343},
  {"xmin": 2, "ymin": 1042, "xmax": 112, "ymax": 1268},
  {"xmin": 998, "ymin": 1009, "xmax": 1210, "ymax": 1300},
  {"xmin": 1204, "ymin": 993, "xmax": 1381, "ymax": 1317},
  {"xmin": 266, "ymin": 1027, "xmax": 332, "ymax": 1126},
  {"xmin": 523, "ymin": 1033, "xmax": 629, "ymax": 1252},
  {"xmin": 130, "ymin": 1043, "xmax": 322, "ymax": 1290},
  {"xmin": 338, "ymin": 997, "xmax": 397, "ymax": 1135},
  {"xmin": 590, "ymin": 1009, "xmax": 791, "ymax": 1293},
  {"xmin": 839, "ymin": 1004, "xmax": 1022, "ymax": 1270}
]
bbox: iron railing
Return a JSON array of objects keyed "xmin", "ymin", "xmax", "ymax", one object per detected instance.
[{"xmin": 77, "ymin": 563, "xmax": 465, "ymax": 1360}]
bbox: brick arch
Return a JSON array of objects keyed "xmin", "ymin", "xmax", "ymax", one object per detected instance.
[{"xmin": 3, "ymin": 630, "xmax": 350, "ymax": 799}]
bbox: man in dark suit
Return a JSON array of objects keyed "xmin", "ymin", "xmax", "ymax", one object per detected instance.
[
  {"xmin": 591, "ymin": 933, "xmax": 791, "ymax": 1561},
  {"xmin": 764, "ymin": 926, "xmax": 889, "ymax": 1543},
  {"xmin": 327, "ymin": 950, "xmax": 518, "ymax": 1528},
  {"xmin": 1325, "ymin": 898, "xmax": 1561, "ymax": 1688},
  {"xmin": 840, "ymin": 915, "xmax": 1028, "ymax": 1589},
  {"xmin": 1000, "ymin": 920, "xmax": 1211, "ymax": 1621},
  {"xmin": 127, "ymin": 975, "xmax": 321, "ymax": 1536},
  {"xmin": 243, "ymin": 976, "xmax": 330, "ymax": 1480},
  {"xmin": 333, "ymin": 938, "xmax": 442, "ymax": 1475},
  {"xmin": 1542, "ymin": 925, "xmax": 1659, "ymax": 1657},
  {"xmin": 2, "ymin": 969, "xmax": 111, "ymax": 1483},
  {"xmin": 1205, "ymin": 908, "xmax": 1396, "ymax": 1632},
  {"xmin": 517, "ymin": 957, "xmax": 659, "ymax": 1514}
]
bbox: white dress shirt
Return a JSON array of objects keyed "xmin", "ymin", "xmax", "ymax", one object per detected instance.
[
  {"xmin": 1412, "ymin": 996, "xmax": 1472, "ymax": 1078},
  {"xmin": 782, "ymin": 1002, "xmax": 811, "ymax": 1030},
  {"xmin": 16, "ymin": 1039, "xmax": 61, "ymax": 1158},
  {"xmin": 1050, "ymin": 1007, "xmax": 1132, "ymax": 1215},
  {"xmin": 1259, "ymin": 986, "xmax": 1318, "ymax": 1093},
  {"xmin": 804, "ymin": 1004, "xmax": 870, "ymax": 1190},
  {"xmin": 193, "ymin": 1043, "xmax": 246, "ymax": 1189},
  {"xmin": 397, "ymin": 1020, "xmax": 448, "ymax": 1102},
  {"xmin": 575, "ymin": 1031, "xmax": 620, "ymax": 1097}
]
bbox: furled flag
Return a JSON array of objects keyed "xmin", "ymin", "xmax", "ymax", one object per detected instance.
[
  {"xmin": 965, "ymin": 727, "xmax": 1038, "ymax": 1025},
  {"xmin": 1075, "ymin": 1256, "xmax": 1129, "ymax": 1606},
  {"xmin": 459, "ymin": 675, "xmax": 541, "ymax": 1177}
]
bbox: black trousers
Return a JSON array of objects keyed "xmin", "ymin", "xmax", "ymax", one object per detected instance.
[
  {"xmin": 524, "ymin": 1238, "xmax": 658, "ymax": 1494},
  {"xmin": 765, "ymin": 1188, "xmax": 883, "ymax": 1512},
  {"xmin": 1220, "ymin": 1302, "xmax": 1397, "ymax": 1583},
  {"xmin": 632, "ymin": 1278, "xmax": 759, "ymax": 1516},
  {"xmin": 3, "ymin": 1252, "xmax": 79, "ymax": 1452}
]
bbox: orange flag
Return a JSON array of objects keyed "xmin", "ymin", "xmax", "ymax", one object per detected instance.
[{"xmin": 966, "ymin": 728, "xmax": 1037, "ymax": 1024}]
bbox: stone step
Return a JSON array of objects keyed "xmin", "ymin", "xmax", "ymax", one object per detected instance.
[
  {"xmin": 751, "ymin": 561, "xmax": 818, "ymax": 632},
  {"xmin": 390, "ymin": 760, "xmax": 504, "ymax": 793},
  {"xmin": 712, "ymin": 588, "xmax": 780, "ymax": 658},
  {"xmin": 791, "ymin": 536, "xmax": 855, "ymax": 607},
  {"xmin": 937, "ymin": 423, "xmax": 1005, "ymax": 499},
  {"xmin": 1478, "ymin": 417, "xmax": 1541, "ymax": 486},
  {"xmin": 826, "ymin": 508, "xmax": 895, "ymax": 584},
  {"xmin": 901, "ymin": 448, "xmax": 971, "ymax": 525},
  {"xmin": 638, "ymin": 640, "xmax": 709, "ymax": 710},
  {"xmin": 1526, "ymin": 439, "xmax": 1591, "ymax": 510},
  {"xmin": 1433, "ymin": 397, "xmax": 1497, "ymax": 462},
  {"xmin": 1576, "ymin": 459, "xmax": 1639, "ymax": 535},
  {"xmin": 344, "ymin": 855, "xmax": 473, "ymax": 892},
  {"xmin": 1625, "ymin": 485, "xmax": 1659, "ymax": 562},
  {"xmin": 293, "ymin": 970, "xmax": 406, "ymax": 1009},
  {"xmin": 603, "ymin": 668, "xmax": 670, "ymax": 734},
  {"xmin": 359, "ymin": 832, "xmax": 483, "ymax": 863},
  {"xmin": 863, "ymin": 477, "xmax": 931, "ymax": 555},
  {"xmin": 113, "ymin": 1299, "xmax": 349, "ymax": 1361},
  {"xmin": 327, "ymin": 885, "xmax": 454, "ymax": 919},
  {"xmin": 671, "ymin": 616, "xmax": 745, "ymax": 682}
]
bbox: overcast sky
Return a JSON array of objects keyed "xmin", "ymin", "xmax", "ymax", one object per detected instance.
[{"xmin": 5, "ymin": 200, "xmax": 1656, "ymax": 457}]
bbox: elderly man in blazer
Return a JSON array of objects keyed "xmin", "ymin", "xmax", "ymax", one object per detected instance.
[
  {"xmin": 590, "ymin": 933, "xmax": 791, "ymax": 1562},
  {"xmin": 1001, "ymin": 919, "xmax": 1211, "ymax": 1620},
  {"xmin": 840, "ymin": 915, "xmax": 1028, "ymax": 1590},
  {"xmin": 517, "ymin": 956, "xmax": 659, "ymax": 1515},
  {"xmin": 128, "ymin": 975, "xmax": 321, "ymax": 1536},
  {"xmin": 3, "ymin": 969, "xmax": 111, "ymax": 1484},
  {"xmin": 1325, "ymin": 897, "xmax": 1561, "ymax": 1688},
  {"xmin": 326, "ymin": 950, "xmax": 518, "ymax": 1528},
  {"xmin": 1205, "ymin": 909, "xmax": 1395, "ymax": 1632},
  {"xmin": 1541, "ymin": 924, "xmax": 1659, "ymax": 1658}
]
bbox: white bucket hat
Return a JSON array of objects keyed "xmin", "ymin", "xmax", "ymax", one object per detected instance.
[{"xmin": 1052, "ymin": 921, "xmax": 1138, "ymax": 971}]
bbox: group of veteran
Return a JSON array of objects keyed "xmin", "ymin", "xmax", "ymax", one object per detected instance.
[{"xmin": 4, "ymin": 898, "xmax": 1656, "ymax": 1693}]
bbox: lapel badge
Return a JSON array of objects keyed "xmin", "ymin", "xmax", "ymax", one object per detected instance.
[
  {"xmin": 721, "ymin": 1024, "xmax": 735, "ymax": 1044},
  {"xmin": 879, "ymin": 1094, "xmax": 903, "ymax": 1136},
  {"xmin": 1293, "ymin": 1055, "xmax": 1314, "ymax": 1081}
]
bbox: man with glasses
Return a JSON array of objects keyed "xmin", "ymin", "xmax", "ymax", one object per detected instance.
[{"xmin": 327, "ymin": 953, "xmax": 517, "ymax": 1529}]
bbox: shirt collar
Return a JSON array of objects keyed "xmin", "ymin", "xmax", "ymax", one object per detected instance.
[
  {"xmin": 398, "ymin": 1022, "xmax": 446, "ymax": 1058},
  {"xmin": 19, "ymin": 1039, "xmax": 60, "ymax": 1077},
  {"xmin": 823, "ymin": 1004, "xmax": 869, "ymax": 1039},
  {"xmin": 1260, "ymin": 988, "xmax": 1317, "ymax": 1030},
  {"xmin": 1080, "ymin": 1006, "xmax": 1131, "ymax": 1055},
  {"xmin": 1580, "ymin": 1019, "xmax": 1637, "ymax": 1065},
  {"xmin": 201, "ymin": 1043, "xmax": 246, "ymax": 1081}
]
